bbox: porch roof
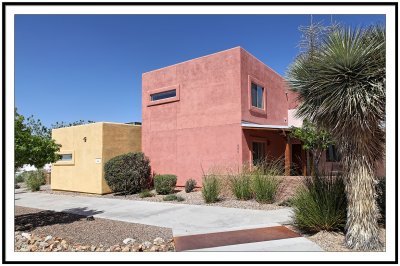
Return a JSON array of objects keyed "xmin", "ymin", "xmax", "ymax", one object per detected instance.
[{"xmin": 241, "ymin": 121, "xmax": 291, "ymax": 131}]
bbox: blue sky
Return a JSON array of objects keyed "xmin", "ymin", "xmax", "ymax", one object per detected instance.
[{"xmin": 15, "ymin": 14, "xmax": 385, "ymax": 127}]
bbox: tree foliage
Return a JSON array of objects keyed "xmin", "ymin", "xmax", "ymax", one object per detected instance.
[
  {"xmin": 15, "ymin": 109, "xmax": 61, "ymax": 170},
  {"xmin": 290, "ymin": 120, "xmax": 334, "ymax": 175},
  {"xmin": 51, "ymin": 120, "xmax": 95, "ymax": 129}
]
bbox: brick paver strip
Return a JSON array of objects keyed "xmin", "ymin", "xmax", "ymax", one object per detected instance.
[{"xmin": 173, "ymin": 226, "xmax": 301, "ymax": 251}]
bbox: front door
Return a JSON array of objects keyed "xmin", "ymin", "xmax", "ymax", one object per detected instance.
[
  {"xmin": 252, "ymin": 142, "xmax": 266, "ymax": 165},
  {"xmin": 291, "ymin": 144, "xmax": 303, "ymax": 175}
]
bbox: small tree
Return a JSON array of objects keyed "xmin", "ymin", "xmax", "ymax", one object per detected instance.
[
  {"xmin": 15, "ymin": 109, "xmax": 61, "ymax": 170},
  {"xmin": 290, "ymin": 120, "xmax": 333, "ymax": 176}
]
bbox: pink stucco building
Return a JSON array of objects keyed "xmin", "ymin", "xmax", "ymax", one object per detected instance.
[
  {"xmin": 142, "ymin": 47, "xmax": 384, "ymax": 186},
  {"xmin": 142, "ymin": 47, "xmax": 302, "ymax": 186}
]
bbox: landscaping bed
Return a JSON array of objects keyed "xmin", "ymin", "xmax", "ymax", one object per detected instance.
[
  {"xmin": 285, "ymin": 225, "xmax": 386, "ymax": 252},
  {"xmin": 38, "ymin": 185, "xmax": 285, "ymax": 211},
  {"xmin": 15, "ymin": 206, "xmax": 174, "ymax": 252}
]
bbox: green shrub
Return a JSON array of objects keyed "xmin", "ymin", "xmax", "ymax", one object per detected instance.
[
  {"xmin": 376, "ymin": 178, "xmax": 385, "ymax": 224},
  {"xmin": 230, "ymin": 174, "xmax": 253, "ymax": 200},
  {"xmin": 15, "ymin": 173, "xmax": 25, "ymax": 183},
  {"xmin": 202, "ymin": 175, "xmax": 221, "ymax": 203},
  {"xmin": 154, "ymin": 175, "xmax": 177, "ymax": 195},
  {"xmin": 163, "ymin": 194, "xmax": 184, "ymax": 202},
  {"xmin": 184, "ymin": 178, "xmax": 197, "ymax": 193},
  {"xmin": 104, "ymin": 152, "xmax": 151, "ymax": 194},
  {"xmin": 291, "ymin": 174, "xmax": 347, "ymax": 232},
  {"xmin": 252, "ymin": 174, "xmax": 281, "ymax": 203},
  {"xmin": 139, "ymin": 189, "xmax": 155, "ymax": 198},
  {"xmin": 25, "ymin": 170, "xmax": 46, "ymax": 192}
]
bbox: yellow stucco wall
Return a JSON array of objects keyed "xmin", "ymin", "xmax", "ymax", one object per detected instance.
[
  {"xmin": 51, "ymin": 122, "xmax": 141, "ymax": 194},
  {"xmin": 101, "ymin": 123, "xmax": 142, "ymax": 193}
]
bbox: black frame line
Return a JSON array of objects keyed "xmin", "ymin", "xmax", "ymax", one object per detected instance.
[{"xmin": 2, "ymin": 1, "xmax": 398, "ymax": 264}]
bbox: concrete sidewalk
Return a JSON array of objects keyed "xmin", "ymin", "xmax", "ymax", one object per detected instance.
[
  {"xmin": 15, "ymin": 192, "xmax": 292, "ymax": 234},
  {"xmin": 15, "ymin": 192, "xmax": 323, "ymax": 251}
]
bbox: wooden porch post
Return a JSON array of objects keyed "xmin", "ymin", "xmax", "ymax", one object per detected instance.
[
  {"xmin": 285, "ymin": 136, "xmax": 291, "ymax": 176},
  {"xmin": 301, "ymin": 148, "xmax": 307, "ymax": 176}
]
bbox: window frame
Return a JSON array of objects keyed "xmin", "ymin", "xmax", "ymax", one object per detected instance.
[
  {"xmin": 54, "ymin": 150, "xmax": 75, "ymax": 165},
  {"xmin": 150, "ymin": 89, "xmax": 177, "ymax": 102},
  {"xmin": 248, "ymin": 76, "xmax": 267, "ymax": 115},
  {"xmin": 147, "ymin": 84, "xmax": 180, "ymax": 106}
]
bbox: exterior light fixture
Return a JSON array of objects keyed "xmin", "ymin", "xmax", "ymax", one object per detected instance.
[{"xmin": 83, "ymin": 137, "xmax": 87, "ymax": 142}]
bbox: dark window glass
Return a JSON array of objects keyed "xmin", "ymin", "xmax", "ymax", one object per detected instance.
[
  {"xmin": 60, "ymin": 154, "xmax": 72, "ymax": 161},
  {"xmin": 252, "ymin": 142, "xmax": 266, "ymax": 165},
  {"xmin": 150, "ymin": 89, "xmax": 176, "ymax": 101},
  {"xmin": 251, "ymin": 82, "xmax": 264, "ymax": 109},
  {"xmin": 257, "ymin": 86, "xmax": 264, "ymax": 108},
  {"xmin": 326, "ymin": 145, "xmax": 340, "ymax": 162},
  {"xmin": 251, "ymin": 83, "xmax": 258, "ymax": 107}
]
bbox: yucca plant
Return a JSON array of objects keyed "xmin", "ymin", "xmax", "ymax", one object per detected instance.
[{"xmin": 287, "ymin": 24, "xmax": 385, "ymax": 250}]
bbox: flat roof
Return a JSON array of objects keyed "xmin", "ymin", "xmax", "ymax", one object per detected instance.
[
  {"xmin": 51, "ymin": 122, "xmax": 141, "ymax": 130},
  {"xmin": 241, "ymin": 121, "xmax": 290, "ymax": 130}
]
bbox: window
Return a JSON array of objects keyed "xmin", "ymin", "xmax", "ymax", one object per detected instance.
[
  {"xmin": 150, "ymin": 89, "xmax": 176, "ymax": 101},
  {"xmin": 251, "ymin": 82, "xmax": 264, "ymax": 109},
  {"xmin": 54, "ymin": 150, "xmax": 74, "ymax": 165},
  {"xmin": 60, "ymin": 154, "xmax": 72, "ymax": 161},
  {"xmin": 326, "ymin": 145, "xmax": 340, "ymax": 162},
  {"xmin": 252, "ymin": 142, "xmax": 266, "ymax": 165}
]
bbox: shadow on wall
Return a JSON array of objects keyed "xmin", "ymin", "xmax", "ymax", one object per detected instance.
[{"xmin": 15, "ymin": 207, "xmax": 104, "ymax": 231}]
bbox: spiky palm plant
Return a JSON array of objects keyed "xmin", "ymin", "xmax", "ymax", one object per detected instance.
[{"xmin": 287, "ymin": 25, "xmax": 385, "ymax": 250}]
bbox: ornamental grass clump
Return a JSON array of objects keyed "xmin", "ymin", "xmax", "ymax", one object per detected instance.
[
  {"xmin": 229, "ymin": 173, "xmax": 253, "ymax": 200},
  {"xmin": 251, "ymin": 159, "xmax": 283, "ymax": 203},
  {"xmin": 252, "ymin": 173, "xmax": 281, "ymax": 204},
  {"xmin": 201, "ymin": 174, "xmax": 221, "ymax": 203},
  {"xmin": 291, "ymin": 173, "xmax": 347, "ymax": 233}
]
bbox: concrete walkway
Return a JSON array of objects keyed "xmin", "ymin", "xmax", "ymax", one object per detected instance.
[{"xmin": 15, "ymin": 192, "xmax": 323, "ymax": 251}]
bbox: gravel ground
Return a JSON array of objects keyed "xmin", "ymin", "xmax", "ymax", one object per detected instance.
[
  {"xmin": 15, "ymin": 206, "xmax": 173, "ymax": 250},
  {"xmin": 286, "ymin": 225, "xmax": 386, "ymax": 252},
  {"xmin": 37, "ymin": 185, "xmax": 285, "ymax": 211}
]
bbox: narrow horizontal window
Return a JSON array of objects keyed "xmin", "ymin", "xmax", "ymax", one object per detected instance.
[
  {"xmin": 60, "ymin": 154, "xmax": 73, "ymax": 161},
  {"xmin": 150, "ymin": 89, "xmax": 176, "ymax": 101}
]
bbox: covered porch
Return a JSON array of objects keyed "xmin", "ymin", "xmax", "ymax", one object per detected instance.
[{"xmin": 241, "ymin": 121, "xmax": 308, "ymax": 176}]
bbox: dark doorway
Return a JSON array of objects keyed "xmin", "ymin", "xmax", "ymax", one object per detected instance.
[
  {"xmin": 252, "ymin": 142, "xmax": 266, "ymax": 165},
  {"xmin": 291, "ymin": 144, "xmax": 303, "ymax": 176}
]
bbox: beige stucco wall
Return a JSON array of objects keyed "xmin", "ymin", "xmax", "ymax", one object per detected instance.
[
  {"xmin": 51, "ymin": 122, "xmax": 141, "ymax": 194},
  {"xmin": 101, "ymin": 123, "xmax": 142, "ymax": 193}
]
